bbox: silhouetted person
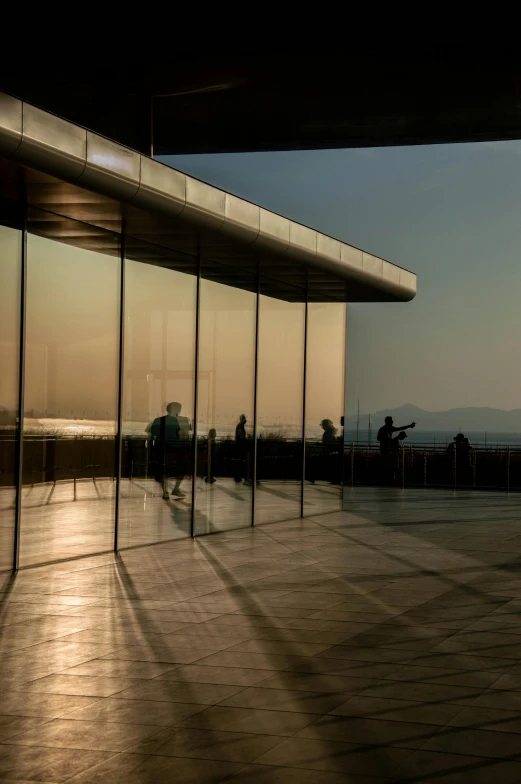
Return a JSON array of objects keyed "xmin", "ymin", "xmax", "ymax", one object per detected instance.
[
  {"xmin": 377, "ymin": 416, "xmax": 415, "ymax": 484},
  {"xmin": 205, "ymin": 428, "xmax": 217, "ymax": 484},
  {"xmin": 319, "ymin": 419, "xmax": 338, "ymax": 483},
  {"xmin": 449, "ymin": 433, "xmax": 473, "ymax": 484},
  {"xmin": 377, "ymin": 416, "xmax": 416, "ymax": 456},
  {"xmin": 234, "ymin": 414, "xmax": 249, "ymax": 483},
  {"xmin": 147, "ymin": 402, "xmax": 186, "ymax": 499},
  {"xmin": 390, "ymin": 431, "xmax": 408, "ymax": 480},
  {"xmin": 321, "ymin": 419, "xmax": 337, "ymax": 444}
]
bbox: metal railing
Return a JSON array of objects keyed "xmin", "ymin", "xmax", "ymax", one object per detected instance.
[{"xmin": 345, "ymin": 442, "xmax": 521, "ymax": 491}]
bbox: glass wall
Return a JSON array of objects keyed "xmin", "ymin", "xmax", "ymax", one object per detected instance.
[
  {"xmin": 0, "ymin": 213, "xmax": 348, "ymax": 569},
  {"xmin": 120, "ymin": 258, "xmax": 196, "ymax": 547},
  {"xmin": 304, "ymin": 302, "xmax": 346, "ymax": 515},
  {"xmin": 195, "ymin": 272, "xmax": 256, "ymax": 534},
  {"xmin": 0, "ymin": 226, "xmax": 21, "ymax": 572},
  {"xmin": 20, "ymin": 234, "xmax": 120, "ymax": 566},
  {"xmin": 256, "ymin": 291, "xmax": 305, "ymax": 524}
]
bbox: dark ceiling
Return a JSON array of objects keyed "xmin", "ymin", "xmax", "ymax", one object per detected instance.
[{"xmin": 2, "ymin": 53, "xmax": 521, "ymax": 155}]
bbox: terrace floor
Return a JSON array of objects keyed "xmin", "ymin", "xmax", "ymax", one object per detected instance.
[{"xmin": 2, "ymin": 487, "xmax": 521, "ymax": 781}]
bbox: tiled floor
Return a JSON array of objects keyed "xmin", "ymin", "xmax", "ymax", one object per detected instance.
[{"xmin": 1, "ymin": 487, "xmax": 521, "ymax": 781}]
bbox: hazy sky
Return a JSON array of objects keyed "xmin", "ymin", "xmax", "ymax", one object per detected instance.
[{"xmin": 160, "ymin": 141, "xmax": 521, "ymax": 416}]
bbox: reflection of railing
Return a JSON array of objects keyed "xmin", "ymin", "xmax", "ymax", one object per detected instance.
[
  {"xmin": 124, "ymin": 435, "xmax": 309, "ymax": 482},
  {"xmin": 0, "ymin": 434, "xmax": 116, "ymax": 487},
  {"xmin": 345, "ymin": 442, "xmax": 521, "ymax": 491},
  {"xmin": 1, "ymin": 434, "xmax": 345, "ymax": 487}
]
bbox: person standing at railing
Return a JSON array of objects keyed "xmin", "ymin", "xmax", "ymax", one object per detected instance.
[
  {"xmin": 377, "ymin": 416, "xmax": 416, "ymax": 454},
  {"xmin": 448, "ymin": 433, "xmax": 473, "ymax": 485},
  {"xmin": 390, "ymin": 431, "xmax": 408, "ymax": 481},
  {"xmin": 377, "ymin": 416, "xmax": 416, "ymax": 484}
]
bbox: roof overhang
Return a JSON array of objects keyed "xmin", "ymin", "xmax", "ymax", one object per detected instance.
[{"xmin": 0, "ymin": 92, "xmax": 416, "ymax": 303}]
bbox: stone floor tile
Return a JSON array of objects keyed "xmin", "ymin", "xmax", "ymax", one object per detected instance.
[
  {"xmin": 474, "ymin": 688, "xmax": 521, "ymax": 711},
  {"xmin": 61, "ymin": 697, "xmax": 207, "ymax": 725},
  {"xmin": 114, "ymin": 679, "xmax": 245, "ymax": 705},
  {"xmin": 448, "ymin": 705, "xmax": 521, "ymax": 733},
  {"xmin": 358, "ymin": 679, "xmax": 483, "ymax": 705},
  {"xmin": 18, "ymin": 674, "xmax": 138, "ymax": 698},
  {"xmin": 0, "ymin": 743, "xmax": 113, "ymax": 782},
  {"xmin": 256, "ymin": 672, "xmax": 377, "ymax": 694},
  {"xmin": 177, "ymin": 705, "xmax": 319, "ymax": 735},
  {"xmin": 129, "ymin": 726, "xmax": 285, "ymax": 762},
  {"xmin": 155, "ymin": 665, "xmax": 276, "ymax": 686},
  {"xmin": 410, "ymin": 652, "xmax": 517, "ymax": 672},
  {"xmin": 0, "ymin": 715, "xmax": 52, "ymax": 742},
  {"xmin": 194, "ymin": 651, "xmax": 311, "ymax": 670},
  {"xmin": 224, "ymin": 763, "xmax": 388, "ymax": 783},
  {"xmin": 0, "ymin": 691, "xmax": 101, "ymax": 718},
  {"xmin": 384, "ymin": 663, "xmax": 503, "ymax": 689},
  {"xmin": 4, "ymin": 717, "xmax": 162, "ymax": 752},
  {"xmin": 65, "ymin": 752, "xmax": 242, "ymax": 783},
  {"xmin": 296, "ymin": 714, "xmax": 439, "ymax": 748},
  {"xmin": 331, "ymin": 695, "xmax": 466, "ymax": 725},
  {"xmin": 421, "ymin": 724, "xmax": 521, "ymax": 758},
  {"xmin": 100, "ymin": 644, "xmax": 217, "ymax": 664},
  {"xmin": 219, "ymin": 686, "xmax": 352, "ymax": 714},
  {"xmin": 253, "ymin": 736, "xmax": 412, "ymax": 776},
  {"xmin": 225, "ymin": 639, "xmax": 333, "ymax": 656},
  {"xmin": 57, "ymin": 660, "xmax": 178, "ymax": 678},
  {"xmin": 315, "ymin": 644, "xmax": 419, "ymax": 664},
  {"xmin": 393, "ymin": 748, "xmax": 521, "ymax": 783}
]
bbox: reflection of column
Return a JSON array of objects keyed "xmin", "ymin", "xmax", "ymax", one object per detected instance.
[
  {"xmin": 46, "ymin": 342, "xmax": 57, "ymax": 417},
  {"xmin": 161, "ymin": 308, "xmax": 167, "ymax": 410},
  {"xmin": 212, "ymin": 310, "xmax": 217, "ymax": 429},
  {"xmin": 128, "ymin": 309, "xmax": 152, "ymax": 424}
]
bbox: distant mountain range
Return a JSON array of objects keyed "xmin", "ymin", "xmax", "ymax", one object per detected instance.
[{"xmin": 345, "ymin": 404, "xmax": 521, "ymax": 434}]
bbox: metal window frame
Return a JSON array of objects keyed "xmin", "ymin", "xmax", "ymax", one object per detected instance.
[
  {"xmin": 13, "ymin": 210, "xmax": 27, "ymax": 571},
  {"xmin": 251, "ymin": 271, "xmax": 260, "ymax": 526},
  {"xmin": 114, "ymin": 225, "xmax": 126, "ymax": 553},
  {"xmin": 190, "ymin": 249, "xmax": 202, "ymax": 537},
  {"xmin": 300, "ymin": 297, "xmax": 309, "ymax": 518}
]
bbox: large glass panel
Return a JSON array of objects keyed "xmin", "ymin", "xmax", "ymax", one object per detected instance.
[
  {"xmin": 256, "ymin": 291, "xmax": 305, "ymax": 524},
  {"xmin": 20, "ymin": 233, "xmax": 119, "ymax": 566},
  {"xmin": 119, "ymin": 259, "xmax": 196, "ymax": 547},
  {"xmin": 195, "ymin": 276, "xmax": 256, "ymax": 534},
  {"xmin": 0, "ymin": 226, "xmax": 21, "ymax": 571},
  {"xmin": 304, "ymin": 302, "xmax": 346, "ymax": 515}
]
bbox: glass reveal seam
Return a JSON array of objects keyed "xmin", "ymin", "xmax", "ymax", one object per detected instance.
[
  {"xmin": 190, "ymin": 250, "xmax": 202, "ymax": 538},
  {"xmin": 114, "ymin": 231, "xmax": 126, "ymax": 553},
  {"xmin": 13, "ymin": 217, "xmax": 27, "ymax": 571},
  {"xmin": 300, "ymin": 298, "xmax": 309, "ymax": 519}
]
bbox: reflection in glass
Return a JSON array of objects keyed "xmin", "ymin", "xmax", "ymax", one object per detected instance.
[
  {"xmin": 195, "ymin": 277, "xmax": 255, "ymax": 534},
  {"xmin": 304, "ymin": 302, "xmax": 346, "ymax": 515},
  {"xmin": 0, "ymin": 226, "xmax": 21, "ymax": 571},
  {"xmin": 20, "ymin": 234, "xmax": 119, "ymax": 566},
  {"xmin": 256, "ymin": 293, "xmax": 305, "ymax": 524},
  {"xmin": 120, "ymin": 260, "xmax": 196, "ymax": 547}
]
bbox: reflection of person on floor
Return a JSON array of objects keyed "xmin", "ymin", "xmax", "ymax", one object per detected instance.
[
  {"xmin": 205, "ymin": 428, "xmax": 217, "ymax": 484},
  {"xmin": 234, "ymin": 414, "xmax": 250, "ymax": 483},
  {"xmin": 147, "ymin": 402, "xmax": 187, "ymax": 499}
]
